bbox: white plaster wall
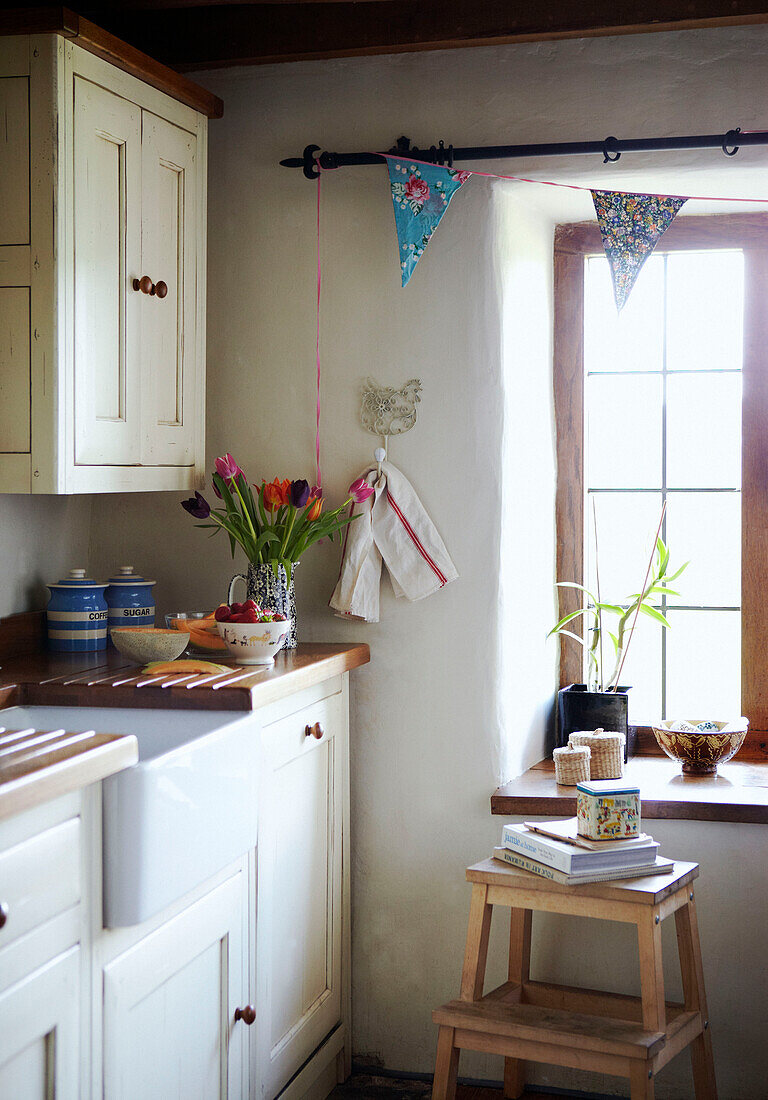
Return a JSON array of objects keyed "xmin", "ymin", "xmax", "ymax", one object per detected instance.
[
  {"xmin": 84, "ymin": 24, "xmax": 768, "ymax": 1097},
  {"xmin": 0, "ymin": 497, "xmax": 92, "ymax": 616}
]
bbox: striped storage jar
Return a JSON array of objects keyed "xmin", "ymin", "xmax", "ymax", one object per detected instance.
[
  {"xmin": 104, "ymin": 566, "xmax": 156, "ymax": 644},
  {"xmin": 46, "ymin": 569, "xmax": 108, "ymax": 651}
]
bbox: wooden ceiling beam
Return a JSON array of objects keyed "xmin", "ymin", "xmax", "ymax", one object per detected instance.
[{"xmin": 76, "ymin": 0, "xmax": 768, "ymax": 70}]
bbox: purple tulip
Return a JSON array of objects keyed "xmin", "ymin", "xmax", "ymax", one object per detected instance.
[
  {"xmin": 214, "ymin": 453, "xmax": 244, "ymax": 483},
  {"xmin": 290, "ymin": 479, "xmax": 310, "ymax": 508},
  {"xmin": 211, "ymin": 477, "xmax": 222, "ymax": 499},
  {"xmin": 181, "ymin": 491, "xmax": 211, "ymax": 519}
]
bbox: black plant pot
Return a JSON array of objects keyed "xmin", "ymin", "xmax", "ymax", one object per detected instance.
[{"xmin": 557, "ymin": 684, "xmax": 635, "ymax": 762}]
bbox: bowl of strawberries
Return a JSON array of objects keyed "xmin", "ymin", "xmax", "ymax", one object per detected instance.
[{"xmin": 214, "ymin": 600, "xmax": 291, "ymax": 665}]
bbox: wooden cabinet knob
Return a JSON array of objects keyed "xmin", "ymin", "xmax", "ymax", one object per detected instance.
[
  {"xmin": 133, "ymin": 275, "xmax": 154, "ymax": 295},
  {"xmin": 132, "ymin": 276, "xmax": 168, "ymax": 298},
  {"xmin": 305, "ymin": 722, "xmax": 324, "ymax": 739},
  {"xmin": 234, "ymin": 1005, "xmax": 256, "ymax": 1025},
  {"xmin": 0, "ymin": 901, "xmax": 8, "ymax": 929}
]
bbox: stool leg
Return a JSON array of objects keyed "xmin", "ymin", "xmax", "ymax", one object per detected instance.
[
  {"xmin": 629, "ymin": 1063, "xmax": 655, "ymax": 1099},
  {"xmin": 637, "ymin": 908, "xmax": 666, "ymax": 1033},
  {"xmin": 675, "ymin": 891, "xmax": 718, "ymax": 1100},
  {"xmin": 460, "ymin": 884, "xmax": 493, "ymax": 1001},
  {"xmin": 504, "ymin": 907, "xmax": 532, "ymax": 1099},
  {"xmin": 432, "ymin": 1025, "xmax": 460, "ymax": 1100}
]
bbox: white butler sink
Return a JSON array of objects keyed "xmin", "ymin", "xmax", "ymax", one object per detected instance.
[{"xmin": 0, "ymin": 705, "xmax": 258, "ymax": 927}]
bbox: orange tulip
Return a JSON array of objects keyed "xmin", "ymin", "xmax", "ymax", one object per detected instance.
[
  {"xmin": 306, "ymin": 497, "xmax": 324, "ymax": 522},
  {"xmin": 262, "ymin": 477, "xmax": 290, "ymax": 511}
]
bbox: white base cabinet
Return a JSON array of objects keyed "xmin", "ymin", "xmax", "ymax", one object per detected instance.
[
  {"xmin": 255, "ymin": 680, "xmax": 349, "ymax": 1099},
  {"xmin": 0, "ymin": 673, "xmax": 353, "ymax": 1100},
  {"xmin": 102, "ymin": 872, "xmax": 248, "ymax": 1100},
  {"xmin": 0, "ymin": 948, "xmax": 81, "ymax": 1099}
]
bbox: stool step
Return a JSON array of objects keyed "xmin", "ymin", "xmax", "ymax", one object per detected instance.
[{"xmin": 433, "ymin": 999, "xmax": 666, "ymax": 1061}]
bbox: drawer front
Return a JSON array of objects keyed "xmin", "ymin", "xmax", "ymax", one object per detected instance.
[{"xmin": 0, "ymin": 818, "xmax": 80, "ymax": 950}]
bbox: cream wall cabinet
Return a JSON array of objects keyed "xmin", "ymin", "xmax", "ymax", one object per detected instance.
[{"xmin": 0, "ymin": 34, "xmax": 207, "ymax": 493}]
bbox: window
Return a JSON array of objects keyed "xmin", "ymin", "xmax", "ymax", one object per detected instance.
[{"xmin": 554, "ymin": 215, "xmax": 768, "ymax": 754}]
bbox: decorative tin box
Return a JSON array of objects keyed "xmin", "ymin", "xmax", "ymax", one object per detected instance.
[
  {"xmin": 105, "ymin": 565, "xmax": 156, "ymax": 643},
  {"xmin": 576, "ymin": 779, "xmax": 641, "ymax": 840},
  {"xmin": 46, "ymin": 568, "xmax": 108, "ymax": 651}
]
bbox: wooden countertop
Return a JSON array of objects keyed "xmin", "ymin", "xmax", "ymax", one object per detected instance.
[
  {"xmin": 0, "ymin": 641, "xmax": 371, "ymax": 713},
  {"xmin": 0, "ymin": 724, "xmax": 138, "ymax": 821},
  {"xmin": 492, "ymin": 756, "xmax": 768, "ymax": 825}
]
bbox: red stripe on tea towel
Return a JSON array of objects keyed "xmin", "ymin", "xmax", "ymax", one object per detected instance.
[{"xmin": 386, "ymin": 490, "xmax": 447, "ymax": 586}]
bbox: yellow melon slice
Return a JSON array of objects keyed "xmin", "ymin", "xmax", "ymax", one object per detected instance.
[
  {"xmin": 169, "ymin": 616, "xmax": 227, "ymax": 652},
  {"xmin": 142, "ymin": 659, "xmax": 232, "ymax": 676}
]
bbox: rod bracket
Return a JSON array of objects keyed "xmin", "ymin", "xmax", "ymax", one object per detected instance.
[
  {"xmin": 302, "ymin": 144, "xmax": 321, "ymax": 180},
  {"xmin": 602, "ymin": 136, "xmax": 621, "ymax": 163},
  {"xmin": 722, "ymin": 127, "xmax": 741, "ymax": 156}
]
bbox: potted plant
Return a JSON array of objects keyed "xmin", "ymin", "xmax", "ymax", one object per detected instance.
[
  {"xmin": 549, "ymin": 506, "xmax": 687, "ymax": 757},
  {"xmin": 181, "ymin": 454, "xmax": 373, "ymax": 648}
]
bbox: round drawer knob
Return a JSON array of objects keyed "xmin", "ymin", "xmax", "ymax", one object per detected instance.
[
  {"xmin": 154, "ymin": 280, "xmax": 168, "ymax": 299},
  {"xmin": 234, "ymin": 1005, "xmax": 256, "ymax": 1025},
  {"xmin": 133, "ymin": 275, "xmax": 154, "ymax": 295},
  {"xmin": 0, "ymin": 901, "xmax": 8, "ymax": 930},
  {"xmin": 304, "ymin": 722, "xmax": 324, "ymax": 739}
]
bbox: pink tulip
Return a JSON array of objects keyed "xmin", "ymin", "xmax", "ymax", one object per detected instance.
[
  {"xmin": 349, "ymin": 477, "xmax": 374, "ymax": 504},
  {"xmin": 214, "ymin": 453, "xmax": 243, "ymax": 482}
]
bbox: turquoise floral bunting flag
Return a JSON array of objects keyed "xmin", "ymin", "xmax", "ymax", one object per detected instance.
[
  {"xmin": 592, "ymin": 189, "xmax": 687, "ymax": 311},
  {"xmin": 386, "ymin": 157, "xmax": 471, "ymax": 286}
]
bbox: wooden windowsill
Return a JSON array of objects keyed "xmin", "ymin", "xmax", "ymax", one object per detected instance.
[{"xmin": 492, "ymin": 756, "xmax": 768, "ymax": 825}]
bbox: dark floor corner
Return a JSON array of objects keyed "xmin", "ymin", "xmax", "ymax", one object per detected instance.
[{"xmin": 330, "ymin": 1075, "xmax": 618, "ymax": 1100}]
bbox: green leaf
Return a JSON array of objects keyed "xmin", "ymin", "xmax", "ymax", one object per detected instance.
[
  {"xmin": 548, "ymin": 609, "xmax": 591, "ymax": 636},
  {"xmin": 663, "ymin": 560, "xmax": 690, "ymax": 584},
  {"xmin": 594, "ymin": 603, "xmax": 624, "ymax": 616},
  {"xmin": 638, "ymin": 604, "xmax": 671, "ymax": 628},
  {"xmin": 553, "ymin": 629, "xmax": 587, "ymax": 648},
  {"xmin": 556, "ymin": 581, "xmax": 598, "ymax": 604}
]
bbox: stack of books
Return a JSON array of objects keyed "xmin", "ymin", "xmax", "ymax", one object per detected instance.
[{"xmin": 492, "ymin": 818, "xmax": 673, "ymax": 885}]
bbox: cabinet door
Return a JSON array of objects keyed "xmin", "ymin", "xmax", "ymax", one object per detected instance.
[
  {"xmin": 102, "ymin": 872, "xmax": 248, "ymax": 1100},
  {"xmin": 140, "ymin": 112, "xmax": 197, "ymax": 466},
  {"xmin": 73, "ymin": 76, "xmax": 142, "ymax": 465},
  {"xmin": 256, "ymin": 690, "xmax": 345, "ymax": 1099},
  {"xmin": 0, "ymin": 947, "xmax": 80, "ymax": 1099}
]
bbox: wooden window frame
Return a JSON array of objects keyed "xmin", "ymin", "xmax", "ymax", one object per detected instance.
[{"xmin": 553, "ymin": 213, "xmax": 768, "ymax": 759}]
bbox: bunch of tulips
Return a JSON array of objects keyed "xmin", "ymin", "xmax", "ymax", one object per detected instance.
[{"xmin": 181, "ymin": 454, "xmax": 374, "ymax": 572}]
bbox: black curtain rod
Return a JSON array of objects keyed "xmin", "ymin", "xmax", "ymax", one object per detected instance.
[{"xmin": 280, "ymin": 129, "xmax": 768, "ymax": 179}]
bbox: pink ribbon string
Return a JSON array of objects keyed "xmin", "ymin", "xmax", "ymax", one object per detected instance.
[{"xmin": 315, "ymin": 167, "xmax": 322, "ymax": 493}]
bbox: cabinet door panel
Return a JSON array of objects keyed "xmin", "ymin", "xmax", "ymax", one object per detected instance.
[
  {"xmin": 0, "ymin": 77, "xmax": 29, "ymax": 245},
  {"xmin": 0, "ymin": 947, "xmax": 80, "ymax": 1100},
  {"xmin": 103, "ymin": 873, "xmax": 247, "ymax": 1100},
  {"xmin": 73, "ymin": 76, "xmax": 141, "ymax": 465},
  {"xmin": 257, "ymin": 691, "xmax": 344, "ymax": 1098},
  {"xmin": 0, "ymin": 287, "xmax": 30, "ymax": 453},
  {"xmin": 140, "ymin": 112, "xmax": 197, "ymax": 465}
]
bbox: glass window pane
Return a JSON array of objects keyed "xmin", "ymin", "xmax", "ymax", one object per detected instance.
[
  {"xmin": 666, "ymin": 251, "xmax": 744, "ymax": 372},
  {"xmin": 665, "ymin": 610, "xmax": 741, "ymax": 716},
  {"xmin": 585, "ymin": 254, "xmax": 664, "ymax": 374},
  {"xmin": 587, "ymin": 375, "xmax": 663, "ymax": 488},
  {"xmin": 586, "ymin": 492, "xmax": 663, "ymax": 603},
  {"xmin": 620, "ymin": 620, "xmax": 662, "ymax": 725},
  {"xmin": 664, "ymin": 492, "xmax": 741, "ymax": 607},
  {"xmin": 666, "ymin": 373, "xmax": 742, "ymax": 489}
]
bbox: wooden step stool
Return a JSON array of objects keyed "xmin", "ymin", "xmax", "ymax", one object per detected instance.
[{"xmin": 432, "ymin": 858, "xmax": 716, "ymax": 1100}]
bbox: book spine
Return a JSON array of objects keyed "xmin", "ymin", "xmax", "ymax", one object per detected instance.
[
  {"xmin": 501, "ymin": 824, "xmax": 572, "ymax": 873},
  {"xmin": 493, "ymin": 847, "xmax": 569, "ymax": 884}
]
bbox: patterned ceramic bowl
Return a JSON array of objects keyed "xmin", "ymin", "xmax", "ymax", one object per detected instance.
[
  {"xmin": 217, "ymin": 618, "xmax": 292, "ymax": 665},
  {"xmin": 652, "ymin": 718, "xmax": 749, "ymax": 775}
]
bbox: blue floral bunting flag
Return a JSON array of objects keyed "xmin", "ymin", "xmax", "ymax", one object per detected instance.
[
  {"xmin": 387, "ymin": 158, "xmax": 471, "ymax": 286},
  {"xmin": 592, "ymin": 189, "xmax": 687, "ymax": 311}
]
